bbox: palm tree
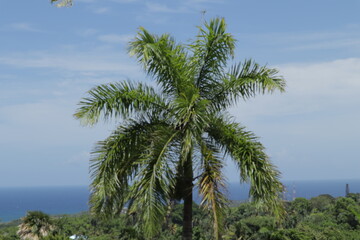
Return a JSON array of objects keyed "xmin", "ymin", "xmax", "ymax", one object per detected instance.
[
  {"xmin": 17, "ymin": 211, "xmax": 55, "ymax": 240},
  {"xmin": 74, "ymin": 18, "xmax": 286, "ymax": 240}
]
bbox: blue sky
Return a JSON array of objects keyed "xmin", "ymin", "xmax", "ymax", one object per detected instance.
[{"xmin": 1, "ymin": 0, "xmax": 360, "ymax": 187}]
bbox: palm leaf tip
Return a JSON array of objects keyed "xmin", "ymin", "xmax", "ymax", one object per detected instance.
[
  {"xmin": 198, "ymin": 142, "xmax": 228, "ymax": 239},
  {"xmin": 206, "ymin": 116, "xmax": 285, "ymax": 220},
  {"xmin": 211, "ymin": 60, "xmax": 285, "ymax": 108}
]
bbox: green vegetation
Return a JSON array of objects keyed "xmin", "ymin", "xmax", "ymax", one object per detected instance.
[
  {"xmin": 74, "ymin": 17, "xmax": 285, "ymax": 240},
  {"xmin": 16, "ymin": 211, "xmax": 55, "ymax": 240},
  {"xmin": 1, "ymin": 194, "xmax": 360, "ymax": 240}
]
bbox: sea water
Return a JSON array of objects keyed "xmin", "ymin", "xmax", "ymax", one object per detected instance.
[
  {"xmin": 1, "ymin": 179, "xmax": 360, "ymax": 222},
  {"xmin": 0, "ymin": 186, "xmax": 88, "ymax": 222}
]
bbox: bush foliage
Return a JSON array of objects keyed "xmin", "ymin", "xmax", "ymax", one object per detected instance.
[{"xmin": 1, "ymin": 194, "xmax": 360, "ymax": 240}]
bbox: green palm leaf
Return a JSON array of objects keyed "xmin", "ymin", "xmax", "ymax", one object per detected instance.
[
  {"xmin": 129, "ymin": 28, "xmax": 191, "ymax": 96},
  {"xmin": 198, "ymin": 140, "xmax": 228, "ymax": 240},
  {"xmin": 129, "ymin": 126, "xmax": 179, "ymax": 237},
  {"xmin": 226, "ymin": 59, "xmax": 285, "ymax": 99},
  {"xmin": 207, "ymin": 115, "xmax": 284, "ymax": 217},
  {"xmin": 89, "ymin": 118, "xmax": 171, "ymax": 217},
  {"xmin": 74, "ymin": 81, "xmax": 169, "ymax": 125},
  {"xmin": 190, "ymin": 17, "xmax": 235, "ymax": 96}
]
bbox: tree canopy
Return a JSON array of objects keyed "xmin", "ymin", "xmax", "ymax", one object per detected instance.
[
  {"xmin": 2, "ymin": 194, "xmax": 360, "ymax": 240},
  {"xmin": 74, "ymin": 18, "xmax": 286, "ymax": 239}
]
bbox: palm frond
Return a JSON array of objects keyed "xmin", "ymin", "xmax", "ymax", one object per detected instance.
[
  {"xmin": 129, "ymin": 28, "xmax": 191, "ymax": 96},
  {"xmin": 212, "ymin": 59, "xmax": 285, "ymax": 109},
  {"xmin": 74, "ymin": 81, "xmax": 169, "ymax": 125},
  {"xmin": 198, "ymin": 140, "xmax": 228, "ymax": 240},
  {"xmin": 89, "ymin": 118, "xmax": 170, "ymax": 217},
  {"xmin": 190, "ymin": 18, "xmax": 235, "ymax": 98},
  {"xmin": 128, "ymin": 126, "xmax": 178, "ymax": 238},
  {"xmin": 206, "ymin": 115, "xmax": 284, "ymax": 218}
]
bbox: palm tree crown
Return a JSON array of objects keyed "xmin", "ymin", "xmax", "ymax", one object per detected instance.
[{"xmin": 75, "ymin": 18, "xmax": 286, "ymax": 239}]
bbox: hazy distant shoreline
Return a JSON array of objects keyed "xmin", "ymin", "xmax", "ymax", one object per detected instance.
[{"xmin": 1, "ymin": 179, "xmax": 359, "ymax": 223}]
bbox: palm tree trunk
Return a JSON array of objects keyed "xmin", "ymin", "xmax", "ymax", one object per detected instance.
[{"xmin": 182, "ymin": 155, "xmax": 193, "ymax": 240}]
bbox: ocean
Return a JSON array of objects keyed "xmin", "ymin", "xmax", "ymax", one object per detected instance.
[
  {"xmin": 0, "ymin": 186, "xmax": 89, "ymax": 223},
  {"xmin": 1, "ymin": 179, "xmax": 360, "ymax": 223}
]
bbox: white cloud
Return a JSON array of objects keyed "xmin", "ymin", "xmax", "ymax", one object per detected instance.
[
  {"xmin": 0, "ymin": 50, "xmax": 141, "ymax": 77},
  {"xmin": 10, "ymin": 22, "xmax": 40, "ymax": 32},
  {"xmin": 227, "ymin": 58, "xmax": 360, "ymax": 180},
  {"xmin": 0, "ymin": 98, "xmax": 110, "ymax": 186},
  {"xmin": 0, "ymin": 74, "xmax": 16, "ymax": 80},
  {"xmin": 230, "ymin": 58, "xmax": 360, "ymax": 120},
  {"xmin": 98, "ymin": 34, "xmax": 133, "ymax": 44},
  {"xmin": 240, "ymin": 31, "xmax": 360, "ymax": 52},
  {"xmin": 281, "ymin": 58, "xmax": 360, "ymax": 96},
  {"xmin": 78, "ymin": 28, "xmax": 98, "ymax": 37},
  {"xmin": 288, "ymin": 38, "xmax": 360, "ymax": 51},
  {"xmin": 0, "ymin": 98, "xmax": 113, "ymax": 146},
  {"xmin": 146, "ymin": 2, "xmax": 187, "ymax": 13},
  {"xmin": 93, "ymin": 7, "xmax": 109, "ymax": 14}
]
